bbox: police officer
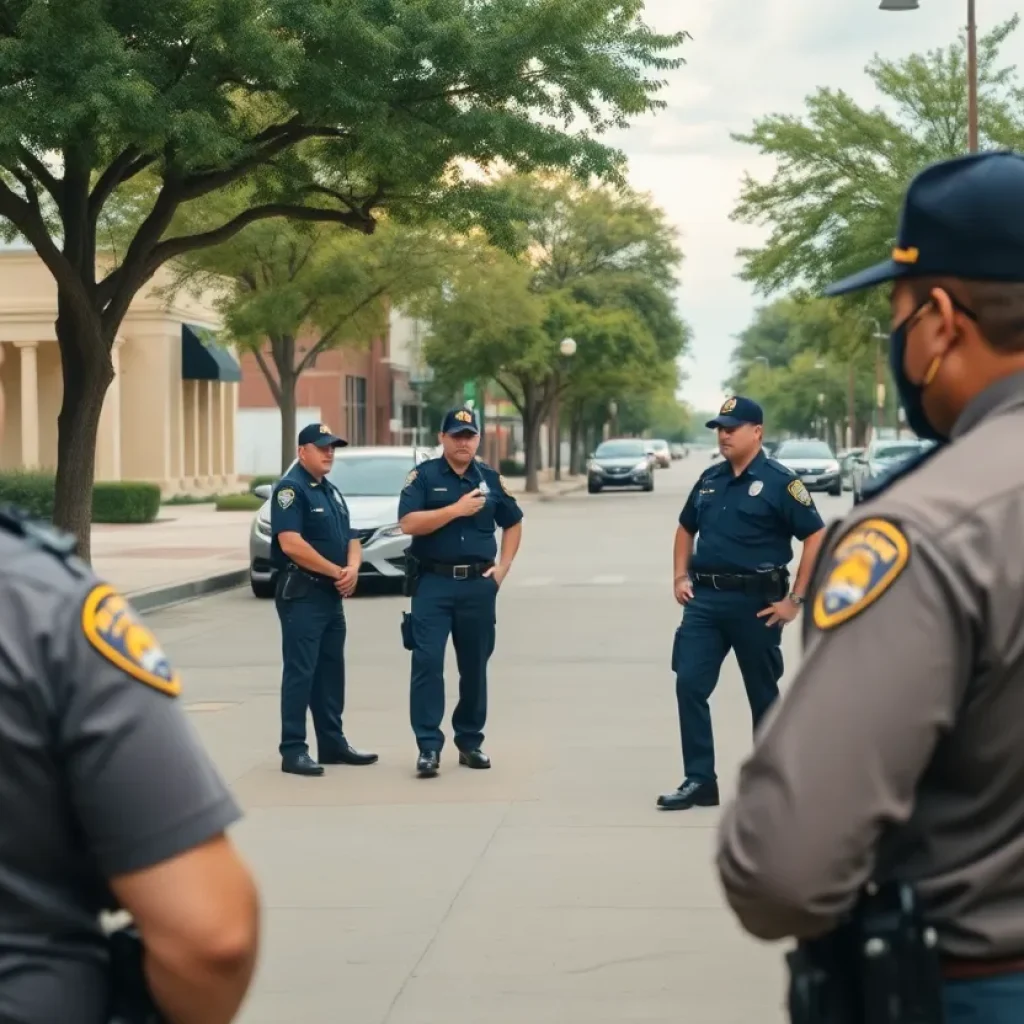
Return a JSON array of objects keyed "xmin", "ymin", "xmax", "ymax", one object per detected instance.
[
  {"xmin": 271, "ymin": 423, "xmax": 377, "ymax": 776},
  {"xmin": 717, "ymin": 152, "xmax": 1024, "ymax": 1022},
  {"xmin": 658, "ymin": 396, "xmax": 826, "ymax": 811},
  {"xmin": 398, "ymin": 407, "xmax": 524, "ymax": 777},
  {"xmin": 0, "ymin": 383, "xmax": 259, "ymax": 1022}
]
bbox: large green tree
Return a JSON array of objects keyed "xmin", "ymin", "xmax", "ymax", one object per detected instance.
[
  {"xmin": 0, "ymin": 0, "xmax": 687, "ymax": 559},
  {"xmin": 731, "ymin": 17, "xmax": 1024, "ymax": 302}
]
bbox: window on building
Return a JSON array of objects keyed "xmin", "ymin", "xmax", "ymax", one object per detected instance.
[{"xmin": 345, "ymin": 375, "xmax": 367, "ymax": 446}]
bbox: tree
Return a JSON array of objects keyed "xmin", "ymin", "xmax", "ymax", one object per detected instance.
[
  {"xmin": 419, "ymin": 174, "xmax": 689, "ymax": 490},
  {"xmin": 731, "ymin": 17, "xmax": 1024, "ymax": 304},
  {"xmin": 0, "ymin": 0, "xmax": 688, "ymax": 560},
  {"xmin": 167, "ymin": 200, "xmax": 464, "ymax": 469}
]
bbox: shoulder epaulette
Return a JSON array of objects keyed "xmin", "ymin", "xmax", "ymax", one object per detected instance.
[
  {"xmin": 0, "ymin": 503, "xmax": 82, "ymax": 569},
  {"xmin": 764, "ymin": 458, "xmax": 796, "ymax": 477}
]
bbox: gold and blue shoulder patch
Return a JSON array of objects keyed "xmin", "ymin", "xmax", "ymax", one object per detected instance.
[
  {"xmin": 81, "ymin": 584, "xmax": 181, "ymax": 696},
  {"xmin": 276, "ymin": 486, "xmax": 296, "ymax": 509},
  {"xmin": 812, "ymin": 518, "xmax": 910, "ymax": 631},
  {"xmin": 787, "ymin": 479, "xmax": 812, "ymax": 506},
  {"xmin": 404, "ymin": 469, "xmax": 418, "ymax": 488},
  {"xmin": 499, "ymin": 474, "xmax": 514, "ymax": 496}
]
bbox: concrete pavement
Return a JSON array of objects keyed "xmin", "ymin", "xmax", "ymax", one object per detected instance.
[{"xmin": 146, "ymin": 457, "xmax": 853, "ymax": 1024}]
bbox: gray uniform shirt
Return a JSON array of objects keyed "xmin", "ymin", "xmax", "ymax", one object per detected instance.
[
  {"xmin": 717, "ymin": 370, "xmax": 1024, "ymax": 960},
  {"xmin": 0, "ymin": 511, "xmax": 242, "ymax": 1023}
]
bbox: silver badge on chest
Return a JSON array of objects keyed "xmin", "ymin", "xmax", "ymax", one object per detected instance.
[
  {"xmin": 478, "ymin": 481, "xmax": 490, "ymax": 496},
  {"xmin": 748, "ymin": 481, "xmax": 763, "ymax": 497}
]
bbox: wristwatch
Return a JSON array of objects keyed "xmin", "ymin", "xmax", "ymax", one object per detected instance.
[{"xmin": 788, "ymin": 592, "xmax": 805, "ymax": 606}]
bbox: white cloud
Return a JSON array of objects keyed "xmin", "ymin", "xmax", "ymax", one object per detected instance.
[{"xmin": 604, "ymin": 0, "xmax": 1023, "ymax": 413}]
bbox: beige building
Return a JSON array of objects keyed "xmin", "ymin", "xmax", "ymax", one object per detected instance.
[{"xmin": 0, "ymin": 249, "xmax": 243, "ymax": 496}]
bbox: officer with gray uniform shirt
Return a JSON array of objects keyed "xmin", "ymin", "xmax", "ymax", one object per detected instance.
[
  {"xmin": 0, "ymin": 384, "xmax": 260, "ymax": 1022},
  {"xmin": 717, "ymin": 152, "xmax": 1024, "ymax": 1023}
]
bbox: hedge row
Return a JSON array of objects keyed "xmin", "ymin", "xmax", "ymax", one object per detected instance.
[
  {"xmin": 248, "ymin": 475, "xmax": 279, "ymax": 493},
  {"xmin": 215, "ymin": 493, "xmax": 266, "ymax": 512},
  {"xmin": 0, "ymin": 471, "xmax": 161, "ymax": 524},
  {"xmin": 498, "ymin": 459, "xmax": 526, "ymax": 477}
]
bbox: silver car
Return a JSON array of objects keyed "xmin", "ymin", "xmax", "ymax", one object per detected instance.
[
  {"xmin": 249, "ymin": 446, "xmax": 433, "ymax": 598},
  {"xmin": 771, "ymin": 438, "xmax": 843, "ymax": 496},
  {"xmin": 851, "ymin": 438, "xmax": 935, "ymax": 504}
]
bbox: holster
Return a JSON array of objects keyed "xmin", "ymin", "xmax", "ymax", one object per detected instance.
[
  {"xmin": 401, "ymin": 612, "xmax": 415, "ymax": 651},
  {"xmin": 106, "ymin": 925, "xmax": 166, "ymax": 1024},
  {"xmin": 402, "ymin": 553, "xmax": 421, "ymax": 598}
]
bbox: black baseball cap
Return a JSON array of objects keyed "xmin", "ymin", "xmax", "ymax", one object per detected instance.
[
  {"xmin": 297, "ymin": 423, "xmax": 347, "ymax": 448},
  {"xmin": 441, "ymin": 407, "xmax": 479, "ymax": 435},
  {"xmin": 824, "ymin": 151, "xmax": 1024, "ymax": 297},
  {"xmin": 706, "ymin": 396, "xmax": 764, "ymax": 429}
]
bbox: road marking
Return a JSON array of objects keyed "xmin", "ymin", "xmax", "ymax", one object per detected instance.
[
  {"xmin": 185, "ymin": 702, "xmax": 239, "ymax": 713},
  {"xmin": 591, "ymin": 575, "xmax": 627, "ymax": 585},
  {"xmin": 518, "ymin": 576, "xmax": 555, "ymax": 587}
]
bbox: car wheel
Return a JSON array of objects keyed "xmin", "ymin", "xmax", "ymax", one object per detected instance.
[
  {"xmin": 587, "ymin": 483, "xmax": 602, "ymax": 494},
  {"xmin": 828, "ymin": 482, "xmax": 842, "ymax": 496},
  {"xmin": 642, "ymin": 478, "xmax": 654, "ymax": 492},
  {"xmin": 250, "ymin": 574, "xmax": 276, "ymax": 599}
]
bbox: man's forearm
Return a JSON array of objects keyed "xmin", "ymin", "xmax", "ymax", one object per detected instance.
[
  {"xmin": 497, "ymin": 523, "xmax": 522, "ymax": 569},
  {"xmin": 792, "ymin": 528, "xmax": 826, "ymax": 597},
  {"xmin": 347, "ymin": 539, "xmax": 362, "ymax": 570},
  {"xmin": 400, "ymin": 506, "xmax": 461, "ymax": 536},
  {"xmin": 673, "ymin": 527, "xmax": 694, "ymax": 579},
  {"xmin": 279, "ymin": 535, "xmax": 340, "ymax": 577}
]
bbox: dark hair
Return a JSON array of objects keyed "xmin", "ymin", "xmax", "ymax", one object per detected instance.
[{"xmin": 909, "ymin": 277, "xmax": 1024, "ymax": 353}]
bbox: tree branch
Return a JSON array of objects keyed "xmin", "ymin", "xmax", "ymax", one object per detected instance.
[
  {"xmin": 296, "ymin": 284, "xmax": 391, "ymax": 374},
  {"xmin": 15, "ymin": 146, "xmax": 62, "ymax": 203},
  {"xmin": 253, "ymin": 347, "xmax": 283, "ymax": 406},
  {"xmin": 89, "ymin": 146, "xmax": 156, "ymax": 223},
  {"xmin": 495, "ymin": 375, "xmax": 525, "ymax": 415}
]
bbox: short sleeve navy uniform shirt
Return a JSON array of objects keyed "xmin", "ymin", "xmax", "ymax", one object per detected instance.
[
  {"xmin": 678, "ymin": 450, "xmax": 824, "ymax": 574},
  {"xmin": 270, "ymin": 464, "xmax": 353, "ymax": 572},
  {"xmin": 398, "ymin": 457, "xmax": 524, "ymax": 563}
]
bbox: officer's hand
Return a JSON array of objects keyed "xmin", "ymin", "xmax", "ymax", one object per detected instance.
[
  {"xmin": 757, "ymin": 597, "xmax": 800, "ymax": 628},
  {"xmin": 456, "ymin": 488, "xmax": 487, "ymax": 516},
  {"xmin": 483, "ymin": 563, "xmax": 508, "ymax": 588},
  {"xmin": 674, "ymin": 575, "xmax": 694, "ymax": 605},
  {"xmin": 336, "ymin": 566, "xmax": 358, "ymax": 597}
]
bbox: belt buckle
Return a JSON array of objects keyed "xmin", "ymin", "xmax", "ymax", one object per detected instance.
[
  {"xmin": 453, "ymin": 564, "xmax": 470, "ymax": 580},
  {"xmin": 711, "ymin": 574, "xmax": 721, "ymax": 591}
]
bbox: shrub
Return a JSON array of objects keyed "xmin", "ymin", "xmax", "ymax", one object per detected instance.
[
  {"xmin": 215, "ymin": 493, "xmax": 265, "ymax": 512},
  {"xmin": 498, "ymin": 458, "xmax": 525, "ymax": 477},
  {"xmin": 0, "ymin": 471, "xmax": 160, "ymax": 523},
  {"xmin": 248, "ymin": 475, "xmax": 279, "ymax": 494}
]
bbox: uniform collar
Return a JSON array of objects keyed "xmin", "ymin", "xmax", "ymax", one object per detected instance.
[
  {"xmin": 441, "ymin": 456, "xmax": 480, "ymax": 481},
  {"xmin": 952, "ymin": 368, "xmax": 1024, "ymax": 440},
  {"xmin": 297, "ymin": 463, "xmax": 324, "ymax": 488},
  {"xmin": 714, "ymin": 448, "xmax": 766, "ymax": 480}
]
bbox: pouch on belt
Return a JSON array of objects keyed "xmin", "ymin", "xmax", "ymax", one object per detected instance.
[{"xmin": 401, "ymin": 612, "xmax": 415, "ymax": 651}]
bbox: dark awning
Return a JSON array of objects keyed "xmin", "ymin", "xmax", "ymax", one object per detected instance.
[{"xmin": 181, "ymin": 324, "xmax": 242, "ymax": 383}]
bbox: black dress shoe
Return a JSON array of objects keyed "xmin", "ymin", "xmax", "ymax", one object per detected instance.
[
  {"xmin": 458, "ymin": 749, "xmax": 491, "ymax": 770},
  {"xmin": 319, "ymin": 742, "xmax": 379, "ymax": 766},
  {"xmin": 282, "ymin": 753, "xmax": 324, "ymax": 777},
  {"xmin": 656, "ymin": 779, "xmax": 719, "ymax": 810},
  {"xmin": 416, "ymin": 750, "xmax": 440, "ymax": 777}
]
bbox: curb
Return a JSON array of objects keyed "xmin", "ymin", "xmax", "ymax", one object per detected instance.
[
  {"xmin": 129, "ymin": 568, "xmax": 250, "ymax": 614},
  {"xmin": 536, "ymin": 481, "xmax": 586, "ymax": 503}
]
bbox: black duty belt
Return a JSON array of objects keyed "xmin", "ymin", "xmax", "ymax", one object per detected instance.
[
  {"xmin": 281, "ymin": 563, "xmax": 338, "ymax": 592},
  {"xmin": 419, "ymin": 559, "xmax": 494, "ymax": 580},
  {"xmin": 690, "ymin": 568, "xmax": 787, "ymax": 594}
]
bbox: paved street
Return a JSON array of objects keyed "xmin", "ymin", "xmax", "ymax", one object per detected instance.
[{"xmin": 147, "ymin": 456, "xmax": 853, "ymax": 1024}]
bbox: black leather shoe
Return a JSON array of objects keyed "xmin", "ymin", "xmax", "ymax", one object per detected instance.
[
  {"xmin": 656, "ymin": 779, "xmax": 719, "ymax": 810},
  {"xmin": 282, "ymin": 753, "xmax": 324, "ymax": 777},
  {"xmin": 458, "ymin": 749, "xmax": 491, "ymax": 770},
  {"xmin": 416, "ymin": 750, "xmax": 440, "ymax": 777},
  {"xmin": 319, "ymin": 742, "xmax": 379, "ymax": 766}
]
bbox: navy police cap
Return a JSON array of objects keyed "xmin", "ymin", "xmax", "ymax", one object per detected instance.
[
  {"xmin": 297, "ymin": 423, "xmax": 347, "ymax": 447},
  {"xmin": 825, "ymin": 151, "xmax": 1024, "ymax": 296},
  {"xmin": 706, "ymin": 395, "xmax": 763, "ymax": 429},
  {"xmin": 441, "ymin": 407, "xmax": 479, "ymax": 435}
]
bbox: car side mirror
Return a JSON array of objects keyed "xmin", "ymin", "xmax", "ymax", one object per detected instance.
[
  {"xmin": 253, "ymin": 484, "xmax": 272, "ymax": 500},
  {"xmin": 644, "ymin": 448, "xmax": 655, "ymax": 456},
  {"xmin": 588, "ymin": 452, "xmax": 596, "ymax": 459}
]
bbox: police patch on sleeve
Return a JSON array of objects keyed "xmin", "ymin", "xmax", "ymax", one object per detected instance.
[
  {"xmin": 499, "ymin": 474, "xmax": 515, "ymax": 496},
  {"xmin": 81, "ymin": 584, "xmax": 181, "ymax": 696},
  {"xmin": 404, "ymin": 469, "xmax": 418, "ymax": 488},
  {"xmin": 276, "ymin": 487, "xmax": 296, "ymax": 509},
  {"xmin": 812, "ymin": 518, "xmax": 910, "ymax": 631},
  {"xmin": 787, "ymin": 479, "xmax": 812, "ymax": 506}
]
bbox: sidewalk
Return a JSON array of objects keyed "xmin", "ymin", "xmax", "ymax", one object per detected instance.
[{"xmin": 91, "ymin": 475, "xmax": 585, "ymax": 609}]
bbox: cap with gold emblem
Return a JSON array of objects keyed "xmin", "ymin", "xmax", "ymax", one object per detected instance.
[
  {"xmin": 441, "ymin": 407, "xmax": 480, "ymax": 435},
  {"xmin": 705, "ymin": 396, "xmax": 764, "ymax": 430},
  {"xmin": 297, "ymin": 423, "xmax": 347, "ymax": 448}
]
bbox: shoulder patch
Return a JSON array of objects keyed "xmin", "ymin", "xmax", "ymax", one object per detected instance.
[
  {"xmin": 276, "ymin": 487, "xmax": 296, "ymax": 509},
  {"xmin": 787, "ymin": 479, "xmax": 812, "ymax": 506},
  {"xmin": 81, "ymin": 584, "xmax": 181, "ymax": 696},
  {"xmin": 404, "ymin": 469, "xmax": 418, "ymax": 488},
  {"xmin": 812, "ymin": 518, "xmax": 910, "ymax": 631},
  {"xmin": 498, "ymin": 474, "xmax": 515, "ymax": 496}
]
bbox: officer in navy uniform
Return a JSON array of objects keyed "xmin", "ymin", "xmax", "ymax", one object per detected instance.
[
  {"xmin": 398, "ymin": 407, "xmax": 524, "ymax": 777},
  {"xmin": 658, "ymin": 396, "xmax": 827, "ymax": 811},
  {"xmin": 270, "ymin": 423, "xmax": 378, "ymax": 776}
]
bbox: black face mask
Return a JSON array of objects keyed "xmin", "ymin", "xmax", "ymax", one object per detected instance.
[{"xmin": 888, "ymin": 295, "xmax": 976, "ymax": 444}]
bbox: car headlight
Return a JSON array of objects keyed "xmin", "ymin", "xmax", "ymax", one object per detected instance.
[
  {"xmin": 633, "ymin": 460, "xmax": 650, "ymax": 473},
  {"xmin": 589, "ymin": 463, "xmax": 604, "ymax": 474},
  {"xmin": 369, "ymin": 524, "xmax": 404, "ymax": 543},
  {"xmin": 256, "ymin": 509, "xmax": 271, "ymax": 537},
  {"xmin": 825, "ymin": 461, "xmax": 839, "ymax": 473}
]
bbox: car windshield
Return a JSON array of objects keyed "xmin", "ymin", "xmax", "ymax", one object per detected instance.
[
  {"xmin": 595, "ymin": 441, "xmax": 645, "ymax": 458},
  {"xmin": 774, "ymin": 441, "xmax": 834, "ymax": 459},
  {"xmin": 872, "ymin": 443, "xmax": 925, "ymax": 460},
  {"xmin": 650, "ymin": 440, "xmax": 668, "ymax": 449},
  {"xmin": 328, "ymin": 455, "xmax": 414, "ymax": 496}
]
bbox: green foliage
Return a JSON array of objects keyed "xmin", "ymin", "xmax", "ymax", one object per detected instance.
[
  {"xmin": 0, "ymin": 472, "xmax": 160, "ymax": 523},
  {"xmin": 731, "ymin": 17, "xmax": 1024, "ymax": 303},
  {"xmin": 215, "ymin": 493, "xmax": 266, "ymax": 512},
  {"xmin": 499, "ymin": 458, "xmax": 526, "ymax": 477}
]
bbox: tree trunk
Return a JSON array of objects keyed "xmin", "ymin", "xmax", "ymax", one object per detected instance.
[
  {"xmin": 568, "ymin": 409, "xmax": 582, "ymax": 476},
  {"xmin": 52, "ymin": 305, "xmax": 115, "ymax": 564},
  {"xmin": 522, "ymin": 394, "xmax": 543, "ymax": 494},
  {"xmin": 279, "ymin": 373, "xmax": 298, "ymax": 474}
]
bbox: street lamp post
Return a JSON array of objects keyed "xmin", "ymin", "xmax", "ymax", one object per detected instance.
[
  {"xmin": 550, "ymin": 337, "xmax": 578, "ymax": 481},
  {"xmin": 880, "ymin": 0, "xmax": 978, "ymax": 152}
]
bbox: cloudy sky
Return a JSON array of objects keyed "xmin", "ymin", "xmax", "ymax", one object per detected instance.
[{"xmin": 604, "ymin": 0, "xmax": 1023, "ymax": 415}]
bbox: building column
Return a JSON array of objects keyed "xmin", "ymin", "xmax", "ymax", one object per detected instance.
[
  {"xmin": 14, "ymin": 342, "xmax": 39, "ymax": 469},
  {"xmin": 198, "ymin": 380, "xmax": 214, "ymax": 485},
  {"xmin": 225, "ymin": 381, "xmax": 238, "ymax": 481}
]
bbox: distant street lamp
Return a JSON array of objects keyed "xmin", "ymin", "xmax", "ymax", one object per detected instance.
[
  {"xmin": 881, "ymin": 0, "xmax": 978, "ymax": 152},
  {"xmin": 551, "ymin": 338, "xmax": 578, "ymax": 480},
  {"xmin": 559, "ymin": 337, "xmax": 578, "ymax": 357}
]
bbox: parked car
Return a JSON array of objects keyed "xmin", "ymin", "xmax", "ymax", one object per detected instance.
[
  {"xmin": 838, "ymin": 447, "xmax": 864, "ymax": 491},
  {"xmin": 669, "ymin": 442, "xmax": 686, "ymax": 460},
  {"xmin": 851, "ymin": 438, "xmax": 935, "ymax": 504},
  {"xmin": 587, "ymin": 438, "xmax": 656, "ymax": 493},
  {"xmin": 249, "ymin": 446, "xmax": 433, "ymax": 598},
  {"xmin": 771, "ymin": 438, "xmax": 842, "ymax": 496},
  {"xmin": 647, "ymin": 438, "xmax": 672, "ymax": 468}
]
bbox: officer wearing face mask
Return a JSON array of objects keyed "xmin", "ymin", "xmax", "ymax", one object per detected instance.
[{"xmin": 715, "ymin": 152, "xmax": 1024, "ymax": 1023}]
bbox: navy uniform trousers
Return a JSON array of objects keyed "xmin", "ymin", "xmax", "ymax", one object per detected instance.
[
  {"xmin": 410, "ymin": 572, "xmax": 497, "ymax": 752},
  {"xmin": 945, "ymin": 973, "xmax": 1024, "ymax": 1022},
  {"xmin": 673, "ymin": 585, "xmax": 784, "ymax": 783},
  {"xmin": 275, "ymin": 576, "xmax": 347, "ymax": 758}
]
